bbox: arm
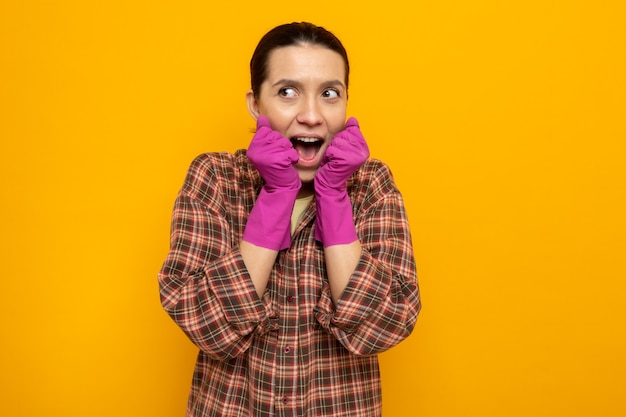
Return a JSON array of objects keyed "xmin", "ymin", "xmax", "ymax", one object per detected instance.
[
  {"xmin": 240, "ymin": 242, "xmax": 279, "ymax": 298},
  {"xmin": 315, "ymin": 162, "xmax": 421, "ymax": 356},
  {"xmin": 323, "ymin": 241, "xmax": 361, "ymax": 303},
  {"xmin": 314, "ymin": 117, "xmax": 370, "ymax": 302},
  {"xmin": 159, "ymin": 115, "xmax": 300, "ymax": 359},
  {"xmin": 158, "ymin": 154, "xmax": 268, "ymax": 361},
  {"xmin": 240, "ymin": 115, "xmax": 301, "ymax": 297}
]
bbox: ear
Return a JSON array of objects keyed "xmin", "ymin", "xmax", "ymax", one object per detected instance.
[{"xmin": 246, "ymin": 89, "xmax": 260, "ymax": 120}]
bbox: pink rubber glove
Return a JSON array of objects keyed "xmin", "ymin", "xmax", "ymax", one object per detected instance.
[
  {"xmin": 314, "ymin": 117, "xmax": 370, "ymax": 247},
  {"xmin": 243, "ymin": 116, "xmax": 301, "ymax": 250}
]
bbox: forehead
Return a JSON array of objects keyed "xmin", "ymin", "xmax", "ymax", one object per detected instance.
[{"xmin": 264, "ymin": 44, "xmax": 346, "ymax": 85}]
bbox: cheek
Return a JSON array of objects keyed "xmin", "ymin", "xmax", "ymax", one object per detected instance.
[
  {"xmin": 260, "ymin": 106, "xmax": 294, "ymax": 134},
  {"xmin": 325, "ymin": 109, "xmax": 347, "ymax": 134}
]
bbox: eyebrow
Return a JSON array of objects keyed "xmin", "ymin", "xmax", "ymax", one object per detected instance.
[{"xmin": 271, "ymin": 78, "xmax": 346, "ymax": 89}]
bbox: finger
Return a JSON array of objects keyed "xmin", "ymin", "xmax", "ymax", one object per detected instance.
[
  {"xmin": 331, "ymin": 132, "xmax": 356, "ymax": 149},
  {"xmin": 256, "ymin": 115, "xmax": 271, "ymax": 129},
  {"xmin": 330, "ymin": 131, "xmax": 349, "ymax": 148},
  {"xmin": 323, "ymin": 142, "xmax": 342, "ymax": 161},
  {"xmin": 345, "ymin": 117, "xmax": 359, "ymax": 129},
  {"xmin": 287, "ymin": 148, "xmax": 300, "ymax": 164}
]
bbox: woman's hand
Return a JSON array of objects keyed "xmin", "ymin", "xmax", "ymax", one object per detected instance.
[
  {"xmin": 246, "ymin": 115, "xmax": 300, "ymax": 191},
  {"xmin": 243, "ymin": 115, "xmax": 301, "ymax": 251},
  {"xmin": 314, "ymin": 117, "xmax": 370, "ymax": 247}
]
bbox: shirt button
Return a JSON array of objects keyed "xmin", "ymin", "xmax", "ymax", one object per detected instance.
[
  {"xmin": 284, "ymin": 346, "xmax": 291, "ymax": 354},
  {"xmin": 282, "ymin": 397, "xmax": 289, "ymax": 404},
  {"xmin": 287, "ymin": 295, "xmax": 294, "ymax": 302}
]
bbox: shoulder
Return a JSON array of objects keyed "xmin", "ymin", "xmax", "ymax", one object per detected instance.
[
  {"xmin": 182, "ymin": 150, "xmax": 260, "ymax": 199},
  {"xmin": 186, "ymin": 150, "xmax": 244, "ymax": 173},
  {"xmin": 353, "ymin": 158, "xmax": 397, "ymax": 192},
  {"xmin": 186, "ymin": 149, "xmax": 256, "ymax": 178},
  {"xmin": 349, "ymin": 158, "xmax": 401, "ymax": 211}
]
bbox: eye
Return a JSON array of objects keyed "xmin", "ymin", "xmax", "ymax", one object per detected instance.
[
  {"xmin": 322, "ymin": 88, "xmax": 340, "ymax": 99},
  {"xmin": 278, "ymin": 87, "xmax": 297, "ymax": 98}
]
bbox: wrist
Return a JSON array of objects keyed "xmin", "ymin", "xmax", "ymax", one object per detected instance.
[
  {"xmin": 243, "ymin": 186, "xmax": 300, "ymax": 250},
  {"xmin": 314, "ymin": 187, "xmax": 358, "ymax": 247}
]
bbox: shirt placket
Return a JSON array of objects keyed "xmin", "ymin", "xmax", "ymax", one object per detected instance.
[{"xmin": 274, "ymin": 248, "xmax": 301, "ymax": 416}]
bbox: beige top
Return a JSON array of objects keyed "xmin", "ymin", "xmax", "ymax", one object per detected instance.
[{"xmin": 291, "ymin": 194, "xmax": 314, "ymax": 235}]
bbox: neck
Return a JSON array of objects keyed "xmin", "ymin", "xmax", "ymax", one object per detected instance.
[{"xmin": 298, "ymin": 182, "xmax": 314, "ymax": 198}]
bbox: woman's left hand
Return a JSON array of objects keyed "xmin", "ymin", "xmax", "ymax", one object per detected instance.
[{"xmin": 315, "ymin": 117, "xmax": 370, "ymax": 191}]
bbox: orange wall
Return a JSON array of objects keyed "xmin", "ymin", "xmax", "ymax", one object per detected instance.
[{"xmin": 1, "ymin": 1, "xmax": 625, "ymax": 416}]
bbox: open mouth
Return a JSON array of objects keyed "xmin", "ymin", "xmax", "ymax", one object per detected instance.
[{"xmin": 290, "ymin": 137, "xmax": 323, "ymax": 162}]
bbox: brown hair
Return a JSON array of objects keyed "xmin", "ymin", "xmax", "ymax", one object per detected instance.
[{"xmin": 249, "ymin": 22, "xmax": 350, "ymax": 98}]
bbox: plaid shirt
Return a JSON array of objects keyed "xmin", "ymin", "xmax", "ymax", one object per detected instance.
[{"xmin": 159, "ymin": 150, "xmax": 420, "ymax": 417}]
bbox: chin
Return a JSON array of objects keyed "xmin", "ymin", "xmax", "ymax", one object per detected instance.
[{"xmin": 297, "ymin": 169, "xmax": 317, "ymax": 186}]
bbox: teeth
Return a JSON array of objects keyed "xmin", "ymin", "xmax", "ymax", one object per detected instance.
[{"xmin": 293, "ymin": 137, "xmax": 320, "ymax": 143}]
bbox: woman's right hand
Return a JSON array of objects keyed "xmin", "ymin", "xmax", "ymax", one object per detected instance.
[
  {"xmin": 243, "ymin": 115, "xmax": 301, "ymax": 251},
  {"xmin": 246, "ymin": 115, "xmax": 300, "ymax": 191}
]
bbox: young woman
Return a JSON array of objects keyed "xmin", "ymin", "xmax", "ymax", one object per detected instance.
[{"xmin": 158, "ymin": 22, "xmax": 421, "ymax": 417}]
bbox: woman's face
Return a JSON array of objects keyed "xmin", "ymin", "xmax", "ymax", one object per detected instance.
[{"xmin": 247, "ymin": 44, "xmax": 348, "ymax": 185}]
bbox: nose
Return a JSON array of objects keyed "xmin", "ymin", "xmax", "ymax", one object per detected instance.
[{"xmin": 296, "ymin": 96, "xmax": 323, "ymax": 126}]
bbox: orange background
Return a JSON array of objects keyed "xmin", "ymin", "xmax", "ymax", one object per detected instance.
[{"xmin": 1, "ymin": 1, "xmax": 625, "ymax": 416}]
